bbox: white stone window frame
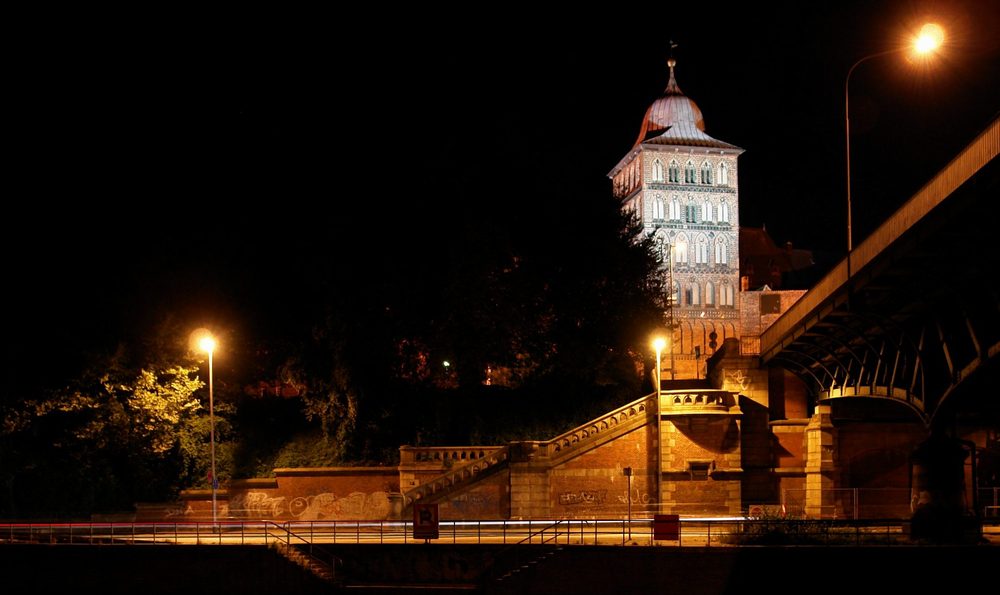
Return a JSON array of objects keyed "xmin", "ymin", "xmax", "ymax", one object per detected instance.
[
  {"xmin": 652, "ymin": 159, "xmax": 664, "ymax": 183},
  {"xmin": 668, "ymin": 160, "xmax": 680, "ymax": 184},
  {"xmin": 700, "ymin": 160, "xmax": 713, "ymax": 185}
]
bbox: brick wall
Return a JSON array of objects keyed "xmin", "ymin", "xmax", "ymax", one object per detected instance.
[
  {"xmin": 768, "ymin": 367, "xmax": 809, "ymax": 420},
  {"xmin": 548, "ymin": 425, "xmax": 657, "ymax": 518},
  {"xmin": 437, "ymin": 468, "xmax": 510, "ymax": 520},
  {"xmin": 661, "ymin": 415, "xmax": 742, "ymax": 514},
  {"xmin": 837, "ymin": 422, "xmax": 925, "ymax": 488},
  {"xmin": 178, "ymin": 467, "xmax": 400, "ymax": 521}
]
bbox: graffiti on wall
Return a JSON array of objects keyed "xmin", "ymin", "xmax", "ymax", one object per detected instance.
[
  {"xmin": 724, "ymin": 369, "xmax": 751, "ymax": 393},
  {"xmin": 449, "ymin": 493, "xmax": 496, "ymax": 516},
  {"xmin": 558, "ymin": 491, "xmax": 607, "ymax": 506},
  {"xmin": 617, "ymin": 488, "xmax": 655, "ymax": 505},
  {"xmin": 224, "ymin": 491, "xmax": 391, "ymax": 520},
  {"xmin": 227, "ymin": 492, "xmax": 287, "ymax": 518}
]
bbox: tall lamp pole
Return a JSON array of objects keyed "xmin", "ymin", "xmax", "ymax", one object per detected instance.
[
  {"xmin": 665, "ymin": 244, "xmax": 675, "ymax": 380},
  {"xmin": 199, "ymin": 335, "xmax": 218, "ymax": 525},
  {"xmin": 845, "ymin": 23, "xmax": 944, "ymax": 270},
  {"xmin": 652, "ymin": 337, "xmax": 667, "ymax": 515}
]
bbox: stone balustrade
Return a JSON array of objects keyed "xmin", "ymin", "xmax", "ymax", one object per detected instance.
[
  {"xmin": 402, "ymin": 447, "xmax": 510, "ymax": 506},
  {"xmin": 540, "ymin": 394, "xmax": 657, "ymax": 458},
  {"xmin": 399, "ymin": 446, "xmax": 505, "ymax": 466},
  {"xmin": 660, "ymin": 389, "xmax": 732, "ymax": 413}
]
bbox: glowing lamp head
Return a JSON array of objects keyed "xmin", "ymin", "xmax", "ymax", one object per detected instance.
[
  {"xmin": 198, "ymin": 336, "xmax": 217, "ymax": 354},
  {"xmin": 652, "ymin": 337, "xmax": 667, "ymax": 353},
  {"xmin": 914, "ymin": 23, "xmax": 944, "ymax": 54}
]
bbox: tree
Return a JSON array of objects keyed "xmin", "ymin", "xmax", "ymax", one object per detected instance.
[{"xmin": 0, "ymin": 346, "xmax": 224, "ymax": 517}]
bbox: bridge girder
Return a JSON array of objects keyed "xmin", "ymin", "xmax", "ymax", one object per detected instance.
[{"xmin": 759, "ymin": 123, "xmax": 999, "ymax": 428}]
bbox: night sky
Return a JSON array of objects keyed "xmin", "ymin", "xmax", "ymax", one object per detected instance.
[{"xmin": 6, "ymin": 1, "xmax": 999, "ymax": 396}]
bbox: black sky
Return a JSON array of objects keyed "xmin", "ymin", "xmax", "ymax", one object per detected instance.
[{"xmin": 6, "ymin": 1, "xmax": 1000, "ymax": 395}]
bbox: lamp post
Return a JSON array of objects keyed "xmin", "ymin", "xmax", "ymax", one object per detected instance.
[
  {"xmin": 198, "ymin": 335, "xmax": 218, "ymax": 525},
  {"xmin": 652, "ymin": 336, "xmax": 667, "ymax": 515},
  {"xmin": 845, "ymin": 23, "xmax": 944, "ymax": 264},
  {"xmin": 623, "ymin": 466, "xmax": 633, "ymax": 540},
  {"xmin": 652, "ymin": 337, "xmax": 666, "ymax": 399}
]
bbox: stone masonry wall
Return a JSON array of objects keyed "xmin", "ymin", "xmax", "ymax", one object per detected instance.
[
  {"xmin": 437, "ymin": 468, "xmax": 510, "ymax": 520},
  {"xmin": 177, "ymin": 467, "xmax": 400, "ymax": 521},
  {"xmin": 548, "ymin": 424, "xmax": 657, "ymax": 518},
  {"xmin": 661, "ymin": 415, "xmax": 741, "ymax": 514}
]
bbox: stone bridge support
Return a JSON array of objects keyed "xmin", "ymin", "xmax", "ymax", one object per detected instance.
[
  {"xmin": 910, "ymin": 433, "xmax": 972, "ymax": 541},
  {"xmin": 804, "ymin": 405, "xmax": 838, "ymax": 518}
]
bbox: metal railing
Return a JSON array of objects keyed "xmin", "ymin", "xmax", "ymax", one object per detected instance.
[
  {"xmin": 780, "ymin": 487, "xmax": 1000, "ymax": 521},
  {"xmin": 781, "ymin": 487, "xmax": 913, "ymax": 520},
  {"xmin": 0, "ymin": 517, "xmax": 921, "ymax": 547},
  {"xmin": 979, "ymin": 487, "xmax": 1000, "ymax": 519}
]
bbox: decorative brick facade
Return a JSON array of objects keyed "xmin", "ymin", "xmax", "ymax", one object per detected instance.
[{"xmin": 608, "ymin": 60, "xmax": 744, "ymax": 381}]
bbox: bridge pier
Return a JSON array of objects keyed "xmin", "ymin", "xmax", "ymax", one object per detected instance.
[
  {"xmin": 910, "ymin": 433, "xmax": 972, "ymax": 542},
  {"xmin": 804, "ymin": 405, "xmax": 838, "ymax": 518}
]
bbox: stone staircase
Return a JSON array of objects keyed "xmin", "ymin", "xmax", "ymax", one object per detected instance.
[
  {"xmin": 532, "ymin": 393, "xmax": 657, "ymax": 465},
  {"xmin": 272, "ymin": 542, "xmax": 338, "ymax": 585},
  {"xmin": 399, "ymin": 394, "xmax": 657, "ymax": 514},
  {"xmin": 402, "ymin": 446, "xmax": 511, "ymax": 511},
  {"xmin": 488, "ymin": 545, "xmax": 565, "ymax": 594}
]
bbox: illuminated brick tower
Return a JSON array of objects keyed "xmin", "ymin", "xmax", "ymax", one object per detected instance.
[{"xmin": 608, "ymin": 59, "xmax": 744, "ymax": 379}]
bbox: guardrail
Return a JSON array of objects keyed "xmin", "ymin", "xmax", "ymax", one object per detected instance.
[{"xmin": 0, "ymin": 518, "xmax": 927, "ymax": 547}]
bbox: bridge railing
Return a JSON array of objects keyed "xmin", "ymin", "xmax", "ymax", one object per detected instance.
[{"xmin": 0, "ymin": 517, "xmax": 919, "ymax": 547}]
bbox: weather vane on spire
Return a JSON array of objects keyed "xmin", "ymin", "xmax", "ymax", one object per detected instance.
[{"xmin": 668, "ymin": 40, "xmax": 678, "ymax": 69}]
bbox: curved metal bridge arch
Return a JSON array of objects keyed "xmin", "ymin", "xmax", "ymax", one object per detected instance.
[{"xmin": 760, "ymin": 117, "xmax": 1000, "ymax": 428}]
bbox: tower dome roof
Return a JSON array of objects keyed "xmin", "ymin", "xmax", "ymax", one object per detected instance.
[
  {"xmin": 633, "ymin": 60, "xmax": 737, "ymax": 150},
  {"xmin": 635, "ymin": 59, "xmax": 704, "ymax": 145}
]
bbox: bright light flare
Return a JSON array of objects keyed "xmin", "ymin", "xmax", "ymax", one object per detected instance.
[
  {"xmin": 914, "ymin": 23, "xmax": 944, "ymax": 54},
  {"xmin": 198, "ymin": 335, "xmax": 217, "ymax": 354},
  {"xmin": 190, "ymin": 328, "xmax": 217, "ymax": 354},
  {"xmin": 652, "ymin": 337, "xmax": 667, "ymax": 352}
]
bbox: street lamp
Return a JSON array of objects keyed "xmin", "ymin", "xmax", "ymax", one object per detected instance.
[
  {"xmin": 198, "ymin": 334, "xmax": 218, "ymax": 525},
  {"xmin": 652, "ymin": 337, "xmax": 666, "ymax": 398},
  {"xmin": 845, "ymin": 23, "xmax": 944, "ymax": 263},
  {"xmin": 652, "ymin": 336, "xmax": 667, "ymax": 515},
  {"xmin": 623, "ymin": 466, "xmax": 633, "ymax": 540}
]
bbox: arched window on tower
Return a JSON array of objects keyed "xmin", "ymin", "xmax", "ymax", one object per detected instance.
[
  {"xmin": 706, "ymin": 281, "xmax": 716, "ymax": 306},
  {"xmin": 675, "ymin": 238, "xmax": 688, "ymax": 264},
  {"xmin": 669, "ymin": 197, "xmax": 680, "ymax": 221},
  {"xmin": 715, "ymin": 240, "xmax": 728, "ymax": 265},
  {"xmin": 695, "ymin": 236, "xmax": 709, "ymax": 264},
  {"xmin": 701, "ymin": 161, "xmax": 713, "ymax": 185},
  {"xmin": 671, "ymin": 281, "xmax": 681, "ymax": 306},
  {"xmin": 719, "ymin": 202, "xmax": 730, "ymax": 223},
  {"xmin": 702, "ymin": 200, "xmax": 713, "ymax": 222},
  {"xmin": 684, "ymin": 202, "xmax": 697, "ymax": 223},
  {"xmin": 652, "ymin": 196, "xmax": 665, "ymax": 220},
  {"xmin": 684, "ymin": 160, "xmax": 696, "ymax": 184},
  {"xmin": 722, "ymin": 283, "xmax": 734, "ymax": 307},
  {"xmin": 652, "ymin": 159, "xmax": 664, "ymax": 182},
  {"xmin": 691, "ymin": 282, "xmax": 701, "ymax": 305},
  {"xmin": 668, "ymin": 160, "xmax": 680, "ymax": 183},
  {"xmin": 719, "ymin": 162, "xmax": 729, "ymax": 186}
]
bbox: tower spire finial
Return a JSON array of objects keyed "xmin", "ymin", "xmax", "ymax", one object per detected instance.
[{"xmin": 666, "ymin": 41, "xmax": 680, "ymax": 94}]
